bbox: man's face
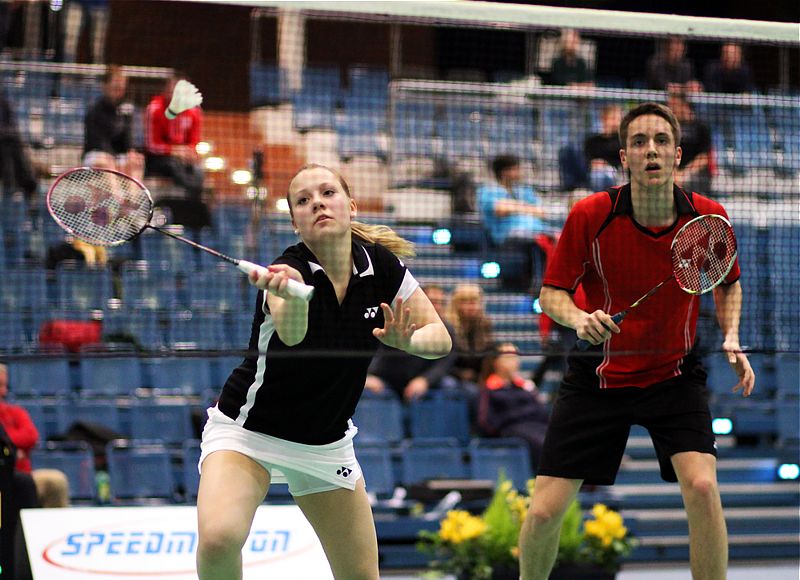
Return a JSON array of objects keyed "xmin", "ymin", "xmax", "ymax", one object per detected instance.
[
  {"xmin": 620, "ymin": 114, "xmax": 681, "ymax": 190},
  {"xmin": 105, "ymin": 74, "xmax": 127, "ymax": 104},
  {"xmin": 721, "ymin": 44, "xmax": 742, "ymax": 69},
  {"xmin": 501, "ymin": 165, "xmax": 522, "ymax": 185},
  {"xmin": 667, "ymin": 38, "xmax": 685, "ymax": 63}
]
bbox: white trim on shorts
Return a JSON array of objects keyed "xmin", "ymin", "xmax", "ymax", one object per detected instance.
[{"xmin": 199, "ymin": 406, "xmax": 362, "ymax": 495}]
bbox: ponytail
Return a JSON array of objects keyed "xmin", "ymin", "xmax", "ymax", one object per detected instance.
[{"xmin": 351, "ymin": 221, "xmax": 415, "ymax": 259}]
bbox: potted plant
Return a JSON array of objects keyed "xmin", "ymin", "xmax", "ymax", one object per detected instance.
[{"xmin": 417, "ymin": 477, "xmax": 636, "ymax": 579}]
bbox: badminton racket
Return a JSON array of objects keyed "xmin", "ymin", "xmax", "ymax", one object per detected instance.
[
  {"xmin": 46, "ymin": 167, "xmax": 314, "ymax": 301},
  {"xmin": 577, "ymin": 213, "xmax": 737, "ymax": 350}
]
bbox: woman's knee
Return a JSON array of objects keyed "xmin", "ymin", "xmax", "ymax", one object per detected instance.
[{"xmin": 197, "ymin": 520, "xmax": 249, "ymax": 561}]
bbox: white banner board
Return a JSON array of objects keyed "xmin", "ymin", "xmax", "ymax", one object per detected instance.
[{"xmin": 21, "ymin": 505, "xmax": 333, "ymax": 579}]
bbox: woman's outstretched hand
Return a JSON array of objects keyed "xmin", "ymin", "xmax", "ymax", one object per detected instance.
[{"xmin": 372, "ymin": 298, "xmax": 417, "ymax": 350}]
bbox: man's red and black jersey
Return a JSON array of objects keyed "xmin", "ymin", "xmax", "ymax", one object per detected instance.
[{"xmin": 543, "ymin": 184, "xmax": 740, "ymax": 389}]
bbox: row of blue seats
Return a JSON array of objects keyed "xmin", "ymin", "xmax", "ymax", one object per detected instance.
[{"xmin": 33, "ymin": 436, "xmax": 533, "ymax": 505}]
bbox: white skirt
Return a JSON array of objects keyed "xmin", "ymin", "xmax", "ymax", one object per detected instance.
[{"xmin": 199, "ymin": 406, "xmax": 362, "ymax": 491}]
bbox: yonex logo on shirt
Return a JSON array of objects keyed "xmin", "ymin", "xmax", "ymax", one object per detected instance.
[
  {"xmin": 364, "ymin": 307, "xmax": 379, "ymax": 318},
  {"xmin": 337, "ymin": 466, "xmax": 353, "ymax": 478}
]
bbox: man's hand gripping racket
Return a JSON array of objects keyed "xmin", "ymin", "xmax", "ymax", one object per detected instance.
[
  {"xmin": 46, "ymin": 167, "xmax": 314, "ymax": 301},
  {"xmin": 577, "ymin": 214, "xmax": 738, "ymax": 350}
]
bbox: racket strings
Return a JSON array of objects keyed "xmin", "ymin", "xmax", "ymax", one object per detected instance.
[
  {"xmin": 49, "ymin": 169, "xmax": 152, "ymax": 246},
  {"xmin": 672, "ymin": 217, "xmax": 737, "ymax": 293}
]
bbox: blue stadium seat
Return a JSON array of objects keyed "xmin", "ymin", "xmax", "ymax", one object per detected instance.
[
  {"xmin": 145, "ymin": 356, "xmax": 214, "ymax": 394},
  {"xmin": 357, "ymin": 443, "xmax": 396, "ymax": 498},
  {"xmin": 776, "ymin": 395, "xmax": 800, "ymax": 447},
  {"xmin": 102, "ymin": 306, "xmax": 165, "ymax": 350},
  {"xmin": 293, "ymin": 93, "xmax": 336, "ymax": 131},
  {"xmin": 399, "ymin": 438, "xmax": 468, "ymax": 485},
  {"xmin": 187, "ymin": 265, "xmax": 248, "ymax": 311},
  {"xmin": 8, "ymin": 357, "xmax": 72, "ymax": 397},
  {"xmin": 56, "ymin": 398, "xmax": 125, "ymax": 435},
  {"xmin": 352, "ymin": 394, "xmax": 405, "ymax": 443},
  {"xmin": 106, "ymin": 440, "xmax": 176, "ymax": 501},
  {"xmin": 130, "ymin": 400, "xmax": 194, "ymax": 444},
  {"xmin": 33, "ymin": 441, "xmax": 97, "ymax": 502},
  {"xmin": 120, "ymin": 261, "xmax": 178, "ymax": 309},
  {"xmin": 468, "ymin": 438, "xmax": 533, "ymax": 490},
  {"xmin": 55, "ymin": 263, "xmax": 114, "ymax": 309},
  {"xmin": 302, "ymin": 66, "xmax": 341, "ymax": 95},
  {"xmin": 182, "ymin": 439, "xmax": 201, "ymax": 501},
  {"xmin": 139, "ymin": 229, "xmax": 195, "ymax": 270},
  {"xmin": 250, "ymin": 63, "xmax": 286, "ymax": 106},
  {"xmin": 167, "ymin": 310, "xmax": 229, "ymax": 350},
  {"xmin": 0, "ymin": 268, "xmax": 48, "ymax": 310},
  {"xmin": 769, "ymin": 225, "xmax": 800, "ymax": 352},
  {"xmin": 0, "ymin": 310, "xmax": 31, "ymax": 352},
  {"xmin": 408, "ymin": 393, "xmax": 471, "ymax": 443},
  {"xmin": 227, "ymin": 312, "xmax": 256, "ymax": 352},
  {"xmin": 347, "ymin": 66, "xmax": 389, "ymax": 98},
  {"xmin": 79, "ymin": 353, "xmax": 144, "ymax": 396},
  {"xmin": 775, "ymin": 354, "xmax": 799, "ymax": 397}
]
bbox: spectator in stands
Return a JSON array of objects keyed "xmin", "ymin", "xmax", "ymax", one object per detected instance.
[
  {"xmin": 477, "ymin": 342, "xmax": 549, "ymax": 469},
  {"xmin": 144, "ymin": 72, "xmax": 204, "ymax": 201},
  {"xmin": 83, "ymin": 65, "xmax": 144, "ymax": 181},
  {"xmin": 519, "ymin": 102, "xmax": 754, "ymax": 580},
  {"xmin": 477, "ymin": 155, "xmax": 556, "ymax": 292},
  {"xmin": 196, "ymin": 163, "xmax": 451, "ymax": 580},
  {"xmin": 445, "ymin": 284, "xmax": 494, "ymax": 386},
  {"xmin": 0, "ymin": 93, "xmax": 38, "ymax": 201},
  {"xmin": 584, "ymin": 104, "xmax": 624, "ymax": 191},
  {"xmin": 61, "ymin": 0, "xmax": 109, "ymax": 63},
  {"xmin": 646, "ymin": 36, "xmax": 702, "ymax": 92},
  {"xmin": 704, "ymin": 42, "xmax": 755, "ymax": 94},
  {"xmin": 0, "ymin": 363, "xmax": 40, "ymax": 580},
  {"xmin": 365, "ymin": 285, "xmax": 457, "ymax": 401},
  {"xmin": 668, "ymin": 91, "xmax": 713, "ymax": 193},
  {"xmin": 46, "ymin": 235, "xmax": 108, "ymax": 270},
  {"xmin": 549, "ymin": 29, "xmax": 594, "ymax": 87}
]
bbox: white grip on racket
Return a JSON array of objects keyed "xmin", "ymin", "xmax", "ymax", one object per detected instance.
[{"xmin": 237, "ymin": 260, "xmax": 314, "ymax": 302}]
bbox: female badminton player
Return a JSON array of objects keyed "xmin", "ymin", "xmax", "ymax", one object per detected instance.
[
  {"xmin": 195, "ymin": 164, "xmax": 452, "ymax": 580},
  {"xmin": 518, "ymin": 102, "xmax": 755, "ymax": 580}
]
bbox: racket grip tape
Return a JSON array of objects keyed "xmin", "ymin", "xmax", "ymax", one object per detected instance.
[
  {"xmin": 236, "ymin": 260, "xmax": 314, "ymax": 302},
  {"xmin": 576, "ymin": 311, "xmax": 627, "ymax": 351}
]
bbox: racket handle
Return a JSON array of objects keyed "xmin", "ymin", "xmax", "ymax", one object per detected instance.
[
  {"xmin": 237, "ymin": 260, "xmax": 314, "ymax": 302},
  {"xmin": 576, "ymin": 311, "xmax": 627, "ymax": 351}
]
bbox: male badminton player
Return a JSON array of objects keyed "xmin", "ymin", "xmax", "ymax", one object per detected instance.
[
  {"xmin": 519, "ymin": 102, "xmax": 755, "ymax": 580},
  {"xmin": 195, "ymin": 164, "xmax": 452, "ymax": 580}
]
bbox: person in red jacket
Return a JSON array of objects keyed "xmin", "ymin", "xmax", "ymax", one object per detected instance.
[
  {"xmin": 0, "ymin": 362, "xmax": 40, "ymax": 580},
  {"xmin": 0, "ymin": 363, "xmax": 38, "ymax": 473},
  {"xmin": 144, "ymin": 73, "xmax": 204, "ymax": 200}
]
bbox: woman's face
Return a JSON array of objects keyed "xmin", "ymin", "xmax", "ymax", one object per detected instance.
[
  {"xmin": 456, "ymin": 296, "xmax": 481, "ymax": 319},
  {"xmin": 288, "ymin": 167, "xmax": 356, "ymax": 243}
]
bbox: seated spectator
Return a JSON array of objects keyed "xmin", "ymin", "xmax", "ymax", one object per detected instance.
[
  {"xmin": 477, "ymin": 155, "xmax": 557, "ymax": 292},
  {"xmin": 445, "ymin": 284, "xmax": 494, "ymax": 386},
  {"xmin": 668, "ymin": 91, "xmax": 714, "ymax": 193},
  {"xmin": 646, "ymin": 36, "xmax": 702, "ymax": 92},
  {"xmin": 0, "ymin": 363, "xmax": 40, "ymax": 580},
  {"xmin": 0, "ymin": 93, "xmax": 38, "ymax": 201},
  {"xmin": 549, "ymin": 29, "xmax": 594, "ymax": 87},
  {"xmin": 584, "ymin": 104, "xmax": 624, "ymax": 192},
  {"xmin": 704, "ymin": 42, "xmax": 755, "ymax": 93},
  {"xmin": 144, "ymin": 72, "xmax": 204, "ymax": 200},
  {"xmin": 83, "ymin": 65, "xmax": 144, "ymax": 180},
  {"xmin": 46, "ymin": 235, "xmax": 108, "ymax": 270},
  {"xmin": 477, "ymin": 342, "xmax": 549, "ymax": 469},
  {"xmin": 365, "ymin": 285, "xmax": 457, "ymax": 401}
]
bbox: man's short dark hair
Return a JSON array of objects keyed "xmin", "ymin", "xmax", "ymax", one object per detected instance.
[
  {"xmin": 491, "ymin": 155, "xmax": 520, "ymax": 181},
  {"xmin": 619, "ymin": 102, "xmax": 682, "ymax": 148}
]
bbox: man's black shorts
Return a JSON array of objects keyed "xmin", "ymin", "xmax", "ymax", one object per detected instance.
[{"xmin": 536, "ymin": 358, "xmax": 716, "ymax": 484}]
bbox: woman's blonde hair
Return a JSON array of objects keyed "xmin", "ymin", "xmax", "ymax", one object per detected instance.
[{"xmin": 287, "ymin": 163, "xmax": 415, "ymax": 258}]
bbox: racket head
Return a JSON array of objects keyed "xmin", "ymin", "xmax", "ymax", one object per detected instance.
[
  {"xmin": 46, "ymin": 167, "xmax": 154, "ymax": 247},
  {"xmin": 671, "ymin": 214, "xmax": 738, "ymax": 295}
]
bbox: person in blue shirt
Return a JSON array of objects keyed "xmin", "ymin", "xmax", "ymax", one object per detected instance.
[{"xmin": 478, "ymin": 154, "xmax": 557, "ymax": 343}]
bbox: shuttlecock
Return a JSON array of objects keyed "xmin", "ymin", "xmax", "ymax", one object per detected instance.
[{"xmin": 165, "ymin": 80, "xmax": 203, "ymax": 119}]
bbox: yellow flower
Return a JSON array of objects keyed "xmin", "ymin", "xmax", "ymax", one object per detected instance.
[{"xmin": 439, "ymin": 510, "xmax": 486, "ymax": 544}]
